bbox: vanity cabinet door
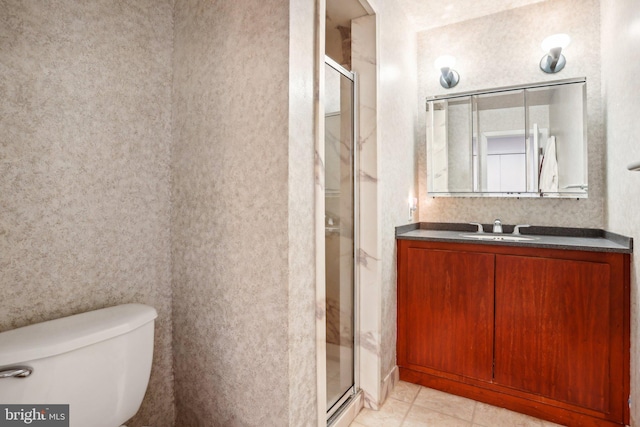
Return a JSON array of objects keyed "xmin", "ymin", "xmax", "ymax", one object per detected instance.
[
  {"xmin": 398, "ymin": 245, "xmax": 494, "ymax": 381},
  {"xmin": 494, "ymin": 254, "xmax": 625, "ymax": 420}
]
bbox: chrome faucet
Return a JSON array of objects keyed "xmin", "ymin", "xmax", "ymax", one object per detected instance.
[{"xmin": 493, "ymin": 219, "xmax": 503, "ymax": 233}]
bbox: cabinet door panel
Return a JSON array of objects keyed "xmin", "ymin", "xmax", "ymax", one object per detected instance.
[
  {"xmin": 495, "ymin": 255, "xmax": 611, "ymax": 412},
  {"xmin": 404, "ymin": 248, "xmax": 494, "ymax": 381}
]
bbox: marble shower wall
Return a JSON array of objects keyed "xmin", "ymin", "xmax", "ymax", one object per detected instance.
[
  {"xmin": 375, "ymin": 0, "xmax": 419, "ymax": 404},
  {"xmin": 601, "ymin": 1, "xmax": 640, "ymax": 425},
  {"xmin": 417, "ymin": 0, "xmax": 604, "ymax": 228},
  {"xmin": 352, "ymin": 13, "xmax": 381, "ymax": 410},
  {"xmin": 171, "ymin": 0, "xmax": 317, "ymax": 425},
  {"xmin": 0, "ymin": 2, "xmax": 175, "ymax": 426},
  {"xmin": 351, "ymin": 0, "xmax": 418, "ymax": 410}
]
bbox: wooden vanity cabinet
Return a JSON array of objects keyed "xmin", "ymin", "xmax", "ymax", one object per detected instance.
[
  {"xmin": 397, "ymin": 239, "xmax": 630, "ymax": 427},
  {"xmin": 403, "ymin": 248, "xmax": 495, "ymax": 381}
]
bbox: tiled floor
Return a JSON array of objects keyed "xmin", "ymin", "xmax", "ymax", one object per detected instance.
[{"xmin": 350, "ymin": 381, "xmax": 565, "ymax": 427}]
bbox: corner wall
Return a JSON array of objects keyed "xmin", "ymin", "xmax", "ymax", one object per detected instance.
[
  {"xmin": 601, "ymin": 1, "xmax": 640, "ymax": 425},
  {"xmin": 417, "ymin": 0, "xmax": 603, "ymax": 228},
  {"xmin": 171, "ymin": 0, "xmax": 317, "ymax": 425},
  {"xmin": 0, "ymin": 2, "xmax": 175, "ymax": 426},
  {"xmin": 288, "ymin": 0, "xmax": 320, "ymax": 425}
]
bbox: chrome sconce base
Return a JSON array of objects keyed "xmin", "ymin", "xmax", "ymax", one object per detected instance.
[
  {"xmin": 540, "ymin": 35, "xmax": 570, "ymax": 73},
  {"xmin": 439, "ymin": 68, "xmax": 460, "ymax": 88},
  {"xmin": 540, "ymin": 52, "xmax": 566, "ymax": 73}
]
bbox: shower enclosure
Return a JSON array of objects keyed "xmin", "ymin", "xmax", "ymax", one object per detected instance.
[{"xmin": 324, "ymin": 56, "xmax": 357, "ymax": 421}]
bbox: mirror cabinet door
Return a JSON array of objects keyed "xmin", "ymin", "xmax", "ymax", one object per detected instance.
[
  {"xmin": 526, "ymin": 83, "xmax": 587, "ymax": 196},
  {"xmin": 427, "ymin": 97, "xmax": 473, "ymax": 194}
]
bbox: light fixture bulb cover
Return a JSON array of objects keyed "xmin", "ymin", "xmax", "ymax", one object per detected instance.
[
  {"xmin": 434, "ymin": 55, "xmax": 456, "ymax": 70},
  {"xmin": 541, "ymin": 33, "xmax": 571, "ymax": 51}
]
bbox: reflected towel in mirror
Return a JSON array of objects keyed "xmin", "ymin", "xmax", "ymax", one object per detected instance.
[{"xmin": 539, "ymin": 136, "xmax": 558, "ymax": 192}]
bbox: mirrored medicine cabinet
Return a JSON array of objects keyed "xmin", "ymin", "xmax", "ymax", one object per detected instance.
[{"xmin": 426, "ymin": 78, "xmax": 587, "ymax": 198}]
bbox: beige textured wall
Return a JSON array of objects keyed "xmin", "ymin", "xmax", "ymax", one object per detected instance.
[
  {"xmin": 287, "ymin": 0, "xmax": 318, "ymax": 424},
  {"xmin": 417, "ymin": 0, "xmax": 603, "ymax": 228},
  {"xmin": 601, "ymin": 1, "xmax": 640, "ymax": 425},
  {"xmin": 0, "ymin": 1, "xmax": 175, "ymax": 426},
  {"xmin": 171, "ymin": 0, "xmax": 317, "ymax": 425}
]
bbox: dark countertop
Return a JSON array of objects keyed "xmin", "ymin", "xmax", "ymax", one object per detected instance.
[{"xmin": 396, "ymin": 222, "xmax": 633, "ymax": 254}]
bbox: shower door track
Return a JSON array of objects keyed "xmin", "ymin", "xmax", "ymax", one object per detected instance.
[{"xmin": 327, "ymin": 385, "xmax": 356, "ymax": 423}]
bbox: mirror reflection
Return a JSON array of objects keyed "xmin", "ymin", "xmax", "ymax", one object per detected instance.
[{"xmin": 426, "ymin": 79, "xmax": 587, "ymax": 198}]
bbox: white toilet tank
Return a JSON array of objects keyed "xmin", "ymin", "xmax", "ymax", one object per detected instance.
[{"xmin": 0, "ymin": 304, "xmax": 157, "ymax": 427}]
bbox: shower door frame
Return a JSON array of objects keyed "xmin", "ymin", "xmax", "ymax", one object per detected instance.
[{"xmin": 324, "ymin": 54, "xmax": 360, "ymax": 423}]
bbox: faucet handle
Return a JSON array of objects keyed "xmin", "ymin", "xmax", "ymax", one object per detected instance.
[
  {"xmin": 469, "ymin": 222, "xmax": 484, "ymax": 233},
  {"xmin": 513, "ymin": 224, "xmax": 531, "ymax": 235}
]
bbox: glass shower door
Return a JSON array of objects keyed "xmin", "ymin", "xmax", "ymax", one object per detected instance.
[{"xmin": 324, "ymin": 57, "xmax": 355, "ymax": 418}]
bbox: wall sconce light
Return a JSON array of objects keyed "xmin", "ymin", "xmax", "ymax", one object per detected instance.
[
  {"xmin": 434, "ymin": 55, "xmax": 460, "ymax": 89},
  {"xmin": 540, "ymin": 33, "xmax": 571, "ymax": 73}
]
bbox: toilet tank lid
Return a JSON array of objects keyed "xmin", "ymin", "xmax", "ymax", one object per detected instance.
[{"xmin": 0, "ymin": 304, "xmax": 157, "ymax": 367}]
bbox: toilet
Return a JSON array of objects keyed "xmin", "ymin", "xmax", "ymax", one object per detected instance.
[{"xmin": 0, "ymin": 303, "xmax": 157, "ymax": 427}]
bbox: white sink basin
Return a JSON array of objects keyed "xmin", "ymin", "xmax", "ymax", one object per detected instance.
[{"xmin": 459, "ymin": 233, "xmax": 538, "ymax": 242}]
